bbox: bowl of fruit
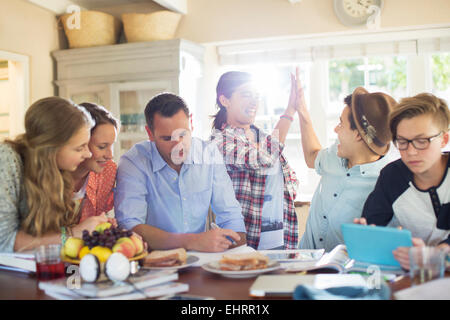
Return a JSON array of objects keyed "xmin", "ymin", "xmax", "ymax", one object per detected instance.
[{"xmin": 62, "ymin": 222, "xmax": 147, "ymax": 264}]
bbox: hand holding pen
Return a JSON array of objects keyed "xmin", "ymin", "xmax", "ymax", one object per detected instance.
[{"xmin": 210, "ymin": 222, "xmax": 239, "ymax": 246}]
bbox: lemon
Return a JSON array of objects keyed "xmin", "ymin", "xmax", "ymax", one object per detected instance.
[
  {"xmin": 78, "ymin": 246, "xmax": 91, "ymax": 260},
  {"xmin": 90, "ymin": 246, "xmax": 112, "ymax": 263}
]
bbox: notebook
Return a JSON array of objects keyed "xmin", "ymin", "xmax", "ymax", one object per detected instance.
[
  {"xmin": 249, "ymin": 274, "xmax": 367, "ymax": 297},
  {"xmin": 341, "ymin": 223, "xmax": 412, "ymax": 267},
  {"xmin": 0, "ymin": 251, "xmax": 36, "ymax": 273},
  {"xmin": 249, "ymin": 275, "xmax": 316, "ymax": 297}
]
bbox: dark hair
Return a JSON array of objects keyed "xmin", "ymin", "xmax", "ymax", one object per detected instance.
[
  {"xmin": 79, "ymin": 102, "xmax": 119, "ymax": 133},
  {"xmin": 212, "ymin": 71, "xmax": 253, "ymax": 130},
  {"xmin": 144, "ymin": 93, "xmax": 189, "ymax": 130},
  {"xmin": 344, "ymin": 94, "xmax": 357, "ymax": 130}
]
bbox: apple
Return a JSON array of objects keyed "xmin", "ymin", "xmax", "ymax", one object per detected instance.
[
  {"xmin": 130, "ymin": 235, "xmax": 144, "ymax": 255},
  {"xmin": 64, "ymin": 237, "xmax": 84, "ymax": 258},
  {"xmin": 112, "ymin": 241, "xmax": 135, "ymax": 259},
  {"xmin": 116, "ymin": 237, "xmax": 137, "ymax": 255},
  {"xmin": 95, "ymin": 222, "xmax": 112, "ymax": 234}
]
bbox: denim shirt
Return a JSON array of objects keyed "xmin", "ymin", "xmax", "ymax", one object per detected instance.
[
  {"xmin": 114, "ymin": 138, "xmax": 246, "ymax": 234},
  {"xmin": 299, "ymin": 141, "xmax": 394, "ymax": 252}
]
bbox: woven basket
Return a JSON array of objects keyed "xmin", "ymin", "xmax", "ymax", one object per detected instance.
[
  {"xmin": 122, "ymin": 11, "xmax": 182, "ymax": 43},
  {"xmin": 61, "ymin": 11, "xmax": 122, "ymax": 49}
]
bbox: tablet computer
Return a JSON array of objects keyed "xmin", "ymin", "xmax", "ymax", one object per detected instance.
[{"xmin": 341, "ymin": 223, "xmax": 412, "ymax": 267}]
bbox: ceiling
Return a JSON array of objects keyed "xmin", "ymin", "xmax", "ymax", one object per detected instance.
[
  {"xmin": 70, "ymin": 0, "xmax": 152, "ymax": 9},
  {"xmin": 27, "ymin": 0, "xmax": 187, "ymax": 14}
]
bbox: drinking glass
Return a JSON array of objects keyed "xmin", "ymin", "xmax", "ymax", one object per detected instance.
[
  {"xmin": 409, "ymin": 246, "xmax": 445, "ymax": 285},
  {"xmin": 35, "ymin": 244, "xmax": 66, "ymax": 281}
]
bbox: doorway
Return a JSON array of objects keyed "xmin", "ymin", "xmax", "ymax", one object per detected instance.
[{"xmin": 0, "ymin": 51, "xmax": 30, "ymax": 140}]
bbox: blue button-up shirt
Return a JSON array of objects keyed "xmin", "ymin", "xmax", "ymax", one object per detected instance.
[
  {"xmin": 299, "ymin": 141, "xmax": 394, "ymax": 252},
  {"xmin": 114, "ymin": 138, "xmax": 246, "ymax": 234}
]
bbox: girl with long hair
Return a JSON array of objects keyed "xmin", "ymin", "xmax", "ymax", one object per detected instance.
[{"xmin": 0, "ymin": 97, "xmax": 110, "ymax": 252}]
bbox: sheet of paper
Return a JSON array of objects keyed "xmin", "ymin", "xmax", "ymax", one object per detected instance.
[
  {"xmin": 314, "ymin": 274, "xmax": 367, "ymax": 289},
  {"xmin": 394, "ymin": 278, "xmax": 450, "ymax": 300},
  {"xmin": 258, "ymin": 249, "xmax": 324, "ymax": 262},
  {"xmin": 187, "ymin": 245, "xmax": 256, "ymax": 267}
]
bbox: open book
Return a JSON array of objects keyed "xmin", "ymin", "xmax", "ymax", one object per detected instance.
[
  {"xmin": 282, "ymin": 245, "xmax": 405, "ymax": 275},
  {"xmin": 0, "ymin": 251, "xmax": 36, "ymax": 273},
  {"xmin": 39, "ymin": 269, "xmax": 181, "ymax": 299},
  {"xmin": 44, "ymin": 282, "xmax": 189, "ymax": 300}
]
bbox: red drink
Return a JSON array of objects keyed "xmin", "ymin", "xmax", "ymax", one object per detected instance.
[
  {"xmin": 36, "ymin": 261, "xmax": 66, "ymax": 281},
  {"xmin": 34, "ymin": 244, "xmax": 66, "ymax": 281}
]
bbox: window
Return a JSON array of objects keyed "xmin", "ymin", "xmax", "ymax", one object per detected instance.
[
  {"xmin": 215, "ymin": 29, "xmax": 449, "ymax": 200},
  {"xmin": 225, "ymin": 64, "xmax": 321, "ymax": 201},
  {"xmin": 327, "ymin": 56, "xmax": 407, "ymax": 145},
  {"xmin": 431, "ymin": 53, "xmax": 450, "ymax": 152},
  {"xmin": 431, "ymin": 52, "xmax": 450, "ymax": 103}
]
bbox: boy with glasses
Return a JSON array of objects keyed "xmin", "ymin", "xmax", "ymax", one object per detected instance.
[{"xmin": 356, "ymin": 93, "xmax": 450, "ymax": 267}]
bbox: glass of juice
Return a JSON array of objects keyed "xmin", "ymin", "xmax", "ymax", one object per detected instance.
[
  {"xmin": 34, "ymin": 244, "xmax": 66, "ymax": 281},
  {"xmin": 409, "ymin": 246, "xmax": 445, "ymax": 286}
]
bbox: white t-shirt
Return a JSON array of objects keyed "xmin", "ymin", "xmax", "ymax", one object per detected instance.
[{"xmin": 258, "ymin": 161, "xmax": 284, "ymax": 250}]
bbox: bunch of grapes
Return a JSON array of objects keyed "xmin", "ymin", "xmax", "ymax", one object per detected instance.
[{"xmin": 82, "ymin": 227, "xmax": 133, "ymax": 249}]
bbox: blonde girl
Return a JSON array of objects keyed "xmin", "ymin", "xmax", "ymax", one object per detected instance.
[{"xmin": 0, "ymin": 97, "xmax": 109, "ymax": 252}]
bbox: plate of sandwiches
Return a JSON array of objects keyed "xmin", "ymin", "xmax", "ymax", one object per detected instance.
[
  {"xmin": 142, "ymin": 248, "xmax": 199, "ymax": 270},
  {"xmin": 201, "ymin": 252, "xmax": 281, "ymax": 278}
]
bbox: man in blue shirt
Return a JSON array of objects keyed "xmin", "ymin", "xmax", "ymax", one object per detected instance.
[
  {"xmin": 296, "ymin": 84, "xmax": 397, "ymax": 252},
  {"xmin": 114, "ymin": 93, "xmax": 246, "ymax": 252}
]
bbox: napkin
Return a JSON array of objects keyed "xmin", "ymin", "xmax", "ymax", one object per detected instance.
[{"xmin": 293, "ymin": 283, "xmax": 391, "ymax": 300}]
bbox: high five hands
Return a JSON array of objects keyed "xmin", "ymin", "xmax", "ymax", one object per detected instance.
[{"xmin": 288, "ymin": 67, "xmax": 307, "ymax": 115}]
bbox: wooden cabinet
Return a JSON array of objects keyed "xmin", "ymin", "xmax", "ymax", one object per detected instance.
[{"xmin": 52, "ymin": 39, "xmax": 204, "ymax": 162}]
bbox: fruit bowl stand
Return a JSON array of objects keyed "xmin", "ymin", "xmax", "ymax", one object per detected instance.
[{"xmin": 62, "ymin": 251, "xmax": 148, "ymax": 265}]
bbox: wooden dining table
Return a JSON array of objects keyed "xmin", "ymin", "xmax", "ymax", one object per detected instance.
[{"xmin": 0, "ymin": 264, "xmax": 446, "ymax": 300}]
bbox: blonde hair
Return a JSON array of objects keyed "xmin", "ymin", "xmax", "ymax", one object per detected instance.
[
  {"xmin": 389, "ymin": 93, "xmax": 450, "ymax": 139},
  {"xmin": 6, "ymin": 97, "xmax": 94, "ymax": 237}
]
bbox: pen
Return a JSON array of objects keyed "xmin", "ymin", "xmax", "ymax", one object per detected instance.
[
  {"xmin": 390, "ymin": 275, "xmax": 405, "ymax": 283},
  {"xmin": 210, "ymin": 222, "xmax": 237, "ymax": 245}
]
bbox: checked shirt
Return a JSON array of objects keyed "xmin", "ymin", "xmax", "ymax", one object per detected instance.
[{"xmin": 211, "ymin": 124, "xmax": 299, "ymax": 249}]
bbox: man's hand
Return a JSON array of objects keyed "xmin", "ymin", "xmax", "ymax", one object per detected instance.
[{"xmin": 188, "ymin": 228, "xmax": 241, "ymax": 253}]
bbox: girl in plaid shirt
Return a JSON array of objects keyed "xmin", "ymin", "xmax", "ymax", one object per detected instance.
[{"xmin": 211, "ymin": 69, "xmax": 303, "ymax": 249}]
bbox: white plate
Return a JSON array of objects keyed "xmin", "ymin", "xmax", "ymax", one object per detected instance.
[
  {"xmin": 142, "ymin": 255, "xmax": 200, "ymax": 270},
  {"xmin": 201, "ymin": 260, "xmax": 281, "ymax": 279}
]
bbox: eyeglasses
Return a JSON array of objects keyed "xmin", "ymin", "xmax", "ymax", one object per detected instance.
[{"xmin": 394, "ymin": 132, "xmax": 443, "ymax": 151}]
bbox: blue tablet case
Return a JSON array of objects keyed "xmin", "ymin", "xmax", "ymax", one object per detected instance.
[{"xmin": 341, "ymin": 223, "xmax": 413, "ymax": 267}]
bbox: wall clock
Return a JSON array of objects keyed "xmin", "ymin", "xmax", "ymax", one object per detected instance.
[{"xmin": 334, "ymin": 0, "xmax": 383, "ymax": 27}]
